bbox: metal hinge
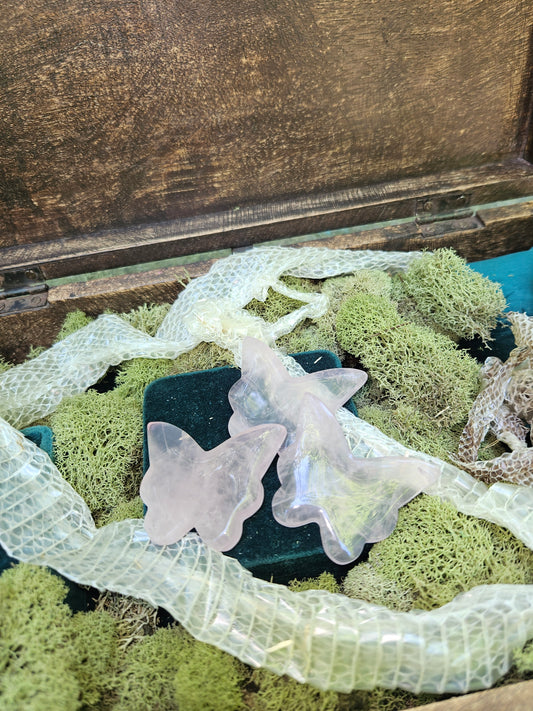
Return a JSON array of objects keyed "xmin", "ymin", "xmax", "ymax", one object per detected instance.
[
  {"xmin": 415, "ymin": 191, "xmax": 483, "ymax": 236},
  {"xmin": 0, "ymin": 268, "xmax": 48, "ymax": 315}
]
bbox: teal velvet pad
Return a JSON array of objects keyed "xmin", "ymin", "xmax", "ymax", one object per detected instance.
[
  {"xmin": 143, "ymin": 351, "xmax": 360, "ymax": 583},
  {"xmin": 21, "ymin": 425, "xmax": 54, "ymax": 462},
  {"xmin": 468, "ymin": 246, "xmax": 532, "ymax": 360}
]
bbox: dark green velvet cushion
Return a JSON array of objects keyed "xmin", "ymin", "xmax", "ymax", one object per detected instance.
[{"xmin": 143, "ymin": 351, "xmax": 360, "ymax": 583}]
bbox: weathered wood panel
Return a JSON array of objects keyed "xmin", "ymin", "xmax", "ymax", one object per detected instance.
[
  {"xmin": 2, "ymin": 199, "xmax": 532, "ymax": 363},
  {"xmin": 1, "ymin": 0, "xmax": 531, "ymax": 267},
  {"xmin": 409, "ymin": 680, "xmax": 533, "ymax": 711}
]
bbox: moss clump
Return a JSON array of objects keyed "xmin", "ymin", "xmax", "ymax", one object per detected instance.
[
  {"xmin": 0, "ymin": 564, "xmax": 118, "ymax": 711},
  {"xmin": 342, "ymin": 562, "xmax": 415, "ymax": 612},
  {"xmin": 70, "ymin": 610, "xmax": 119, "ymax": 708},
  {"xmin": 288, "ymin": 571, "xmax": 341, "ymax": 594},
  {"xmin": 357, "ymin": 494, "xmax": 533, "ymax": 611},
  {"xmin": 51, "ymin": 389, "xmax": 143, "ymax": 525},
  {"xmin": 0, "ymin": 564, "xmax": 80, "ymax": 711},
  {"xmin": 95, "ymin": 590, "xmax": 158, "ymax": 650},
  {"xmin": 513, "ymin": 640, "xmax": 533, "ymax": 677},
  {"xmin": 394, "ymin": 249, "xmax": 506, "ymax": 342},
  {"xmin": 357, "ymin": 402, "xmax": 461, "ymax": 463},
  {"xmin": 322, "ymin": 270, "xmax": 393, "ymax": 305},
  {"xmin": 171, "ymin": 340, "xmax": 235, "ymax": 374},
  {"xmin": 114, "ymin": 626, "xmax": 249, "ymax": 711},
  {"xmin": 99, "ymin": 496, "xmax": 145, "ymax": 526},
  {"xmin": 173, "ymin": 638, "xmax": 249, "ymax": 711},
  {"xmin": 276, "ymin": 317, "xmax": 341, "ymax": 358},
  {"xmin": 336, "ymin": 293, "xmax": 480, "ymax": 426},
  {"xmin": 115, "ymin": 358, "xmax": 176, "ymax": 404},
  {"xmin": 0, "ymin": 355, "xmax": 11, "ymax": 374},
  {"xmin": 246, "ymin": 276, "xmax": 319, "ymax": 323},
  {"xmin": 113, "ymin": 627, "xmax": 187, "ymax": 711},
  {"xmin": 118, "ymin": 303, "xmax": 171, "ymax": 336},
  {"xmin": 54, "ymin": 309, "xmax": 94, "ymax": 342},
  {"xmin": 251, "ymin": 670, "xmax": 339, "ymax": 711},
  {"xmin": 355, "ymin": 687, "xmax": 439, "ymax": 711}
]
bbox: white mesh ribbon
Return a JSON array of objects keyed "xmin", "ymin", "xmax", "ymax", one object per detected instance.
[{"xmin": 0, "ymin": 246, "xmax": 532, "ymax": 694}]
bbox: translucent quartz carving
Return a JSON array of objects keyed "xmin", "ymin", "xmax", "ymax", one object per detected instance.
[
  {"xmin": 228, "ymin": 337, "xmax": 367, "ymax": 443},
  {"xmin": 273, "ymin": 395, "xmax": 440, "ymax": 564},
  {"xmin": 140, "ymin": 421, "xmax": 286, "ymax": 549}
]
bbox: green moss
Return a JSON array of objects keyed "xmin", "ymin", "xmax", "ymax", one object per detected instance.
[
  {"xmin": 395, "ymin": 249, "xmax": 506, "ymax": 342},
  {"xmin": 115, "ymin": 358, "xmax": 176, "ymax": 404},
  {"xmin": 54, "ymin": 309, "xmax": 94, "ymax": 342},
  {"xmin": 357, "ymin": 402, "xmax": 460, "ymax": 463},
  {"xmin": 118, "ymin": 303, "xmax": 172, "ymax": 336},
  {"xmin": 0, "ymin": 355, "xmax": 11, "ymax": 374},
  {"xmin": 114, "ymin": 626, "xmax": 248, "ymax": 711},
  {"xmin": 356, "ymin": 687, "xmax": 439, "ymax": 711},
  {"xmin": 251, "ymin": 669, "xmax": 339, "ymax": 711},
  {"xmin": 71, "ymin": 610, "xmax": 119, "ymax": 709},
  {"xmin": 245, "ymin": 276, "xmax": 318, "ymax": 324},
  {"xmin": 342, "ymin": 562, "xmax": 415, "ymax": 612},
  {"xmin": 173, "ymin": 638, "xmax": 249, "ymax": 711},
  {"xmin": 50, "ymin": 390, "xmax": 143, "ymax": 525},
  {"xmin": 336, "ymin": 293, "xmax": 480, "ymax": 426},
  {"xmin": 513, "ymin": 640, "xmax": 533, "ymax": 677},
  {"xmin": 99, "ymin": 496, "xmax": 145, "ymax": 526},
  {"xmin": 361, "ymin": 495, "xmax": 533, "ymax": 610},
  {"xmin": 0, "ymin": 564, "xmax": 118, "ymax": 711},
  {"xmin": 113, "ymin": 627, "xmax": 187, "ymax": 711},
  {"xmin": 322, "ymin": 270, "xmax": 393, "ymax": 305},
  {"xmin": 94, "ymin": 590, "xmax": 158, "ymax": 649},
  {"xmin": 27, "ymin": 345, "xmax": 47, "ymax": 359},
  {"xmin": 0, "ymin": 564, "xmax": 78, "ymax": 711},
  {"xmin": 288, "ymin": 571, "xmax": 341, "ymax": 595},
  {"xmin": 171, "ymin": 341, "xmax": 235, "ymax": 374}
]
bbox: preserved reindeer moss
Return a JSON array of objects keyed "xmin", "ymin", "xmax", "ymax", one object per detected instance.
[
  {"xmin": 322, "ymin": 269, "xmax": 393, "ymax": 304},
  {"xmin": 54, "ymin": 309, "xmax": 94, "ymax": 341},
  {"xmin": 245, "ymin": 276, "xmax": 319, "ymax": 323},
  {"xmin": 70, "ymin": 610, "xmax": 119, "ymax": 709},
  {"xmin": 50, "ymin": 389, "xmax": 143, "ymax": 525},
  {"xmin": 349, "ymin": 494, "xmax": 533, "ymax": 611},
  {"xmin": 356, "ymin": 402, "xmax": 461, "ymax": 463},
  {"xmin": 99, "ymin": 496, "xmax": 145, "ymax": 527},
  {"xmin": 173, "ymin": 638, "xmax": 249, "ymax": 711},
  {"xmin": 0, "ymin": 356, "xmax": 11, "ymax": 374},
  {"xmin": 394, "ymin": 248, "xmax": 506, "ymax": 342},
  {"xmin": 276, "ymin": 318, "xmax": 341, "ymax": 358},
  {"xmin": 114, "ymin": 626, "xmax": 249, "ymax": 711},
  {"xmin": 513, "ymin": 640, "xmax": 533, "ymax": 676},
  {"xmin": 0, "ymin": 564, "xmax": 118, "ymax": 711},
  {"xmin": 112, "ymin": 627, "xmax": 186, "ymax": 711},
  {"xmin": 336, "ymin": 293, "xmax": 480, "ymax": 426},
  {"xmin": 342, "ymin": 562, "xmax": 415, "ymax": 612},
  {"xmin": 171, "ymin": 340, "xmax": 235, "ymax": 373},
  {"xmin": 115, "ymin": 357, "xmax": 176, "ymax": 404},
  {"xmin": 288, "ymin": 571, "xmax": 341, "ymax": 594},
  {"xmin": 250, "ymin": 670, "xmax": 340, "ymax": 711},
  {"xmin": 118, "ymin": 303, "xmax": 171, "ymax": 336}
]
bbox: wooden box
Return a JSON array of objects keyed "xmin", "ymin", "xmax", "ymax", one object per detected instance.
[{"xmin": 1, "ymin": 2, "xmax": 532, "ymax": 708}]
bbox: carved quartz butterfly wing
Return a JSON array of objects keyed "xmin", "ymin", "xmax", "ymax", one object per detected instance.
[{"xmin": 141, "ymin": 420, "xmax": 286, "ymax": 550}]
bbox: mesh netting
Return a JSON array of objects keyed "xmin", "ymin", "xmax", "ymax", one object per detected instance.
[{"xmin": 0, "ymin": 246, "xmax": 532, "ymax": 694}]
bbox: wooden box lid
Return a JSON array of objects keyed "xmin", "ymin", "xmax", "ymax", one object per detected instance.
[{"xmin": 1, "ymin": 0, "xmax": 532, "ymax": 280}]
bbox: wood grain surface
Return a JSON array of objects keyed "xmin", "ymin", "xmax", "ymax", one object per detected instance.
[
  {"xmin": 1, "ymin": 0, "xmax": 532, "ymax": 267},
  {"xmin": 408, "ymin": 680, "xmax": 533, "ymax": 711}
]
